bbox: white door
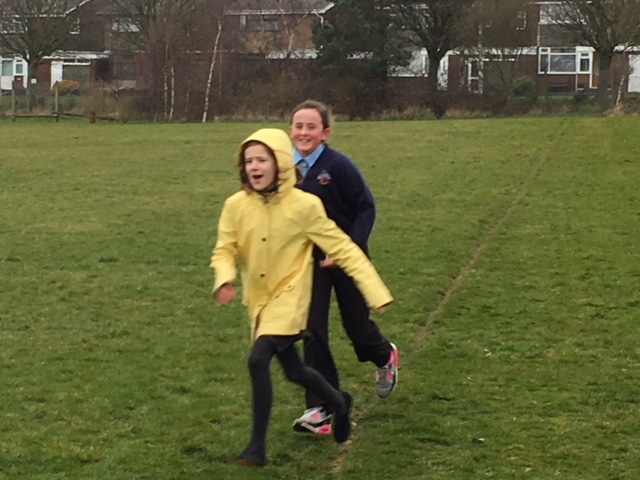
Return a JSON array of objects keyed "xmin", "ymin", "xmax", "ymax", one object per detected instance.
[
  {"xmin": 51, "ymin": 61, "xmax": 63, "ymax": 88},
  {"xmin": 629, "ymin": 55, "xmax": 640, "ymax": 93}
]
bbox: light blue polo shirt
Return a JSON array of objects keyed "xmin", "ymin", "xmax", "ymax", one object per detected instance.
[{"xmin": 294, "ymin": 143, "xmax": 326, "ymax": 174}]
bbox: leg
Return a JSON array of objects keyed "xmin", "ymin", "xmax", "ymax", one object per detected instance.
[
  {"xmin": 237, "ymin": 336, "xmax": 276, "ymax": 467},
  {"xmin": 303, "ymin": 263, "xmax": 339, "ymax": 410},
  {"xmin": 332, "ymin": 268, "xmax": 392, "ymax": 367},
  {"xmin": 332, "ymin": 269, "xmax": 399, "ymax": 398},
  {"xmin": 278, "ymin": 344, "xmax": 353, "ymax": 443}
]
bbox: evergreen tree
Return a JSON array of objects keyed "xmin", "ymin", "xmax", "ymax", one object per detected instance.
[{"xmin": 313, "ymin": 0, "xmax": 409, "ymax": 118}]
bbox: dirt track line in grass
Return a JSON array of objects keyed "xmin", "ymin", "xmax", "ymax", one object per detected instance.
[
  {"xmin": 413, "ymin": 123, "xmax": 567, "ymax": 344},
  {"xmin": 329, "ymin": 119, "xmax": 568, "ymax": 477}
]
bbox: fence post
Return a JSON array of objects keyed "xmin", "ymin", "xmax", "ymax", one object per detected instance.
[
  {"xmin": 54, "ymin": 84, "xmax": 59, "ymax": 122},
  {"xmin": 12, "ymin": 86, "xmax": 16, "ymax": 122}
]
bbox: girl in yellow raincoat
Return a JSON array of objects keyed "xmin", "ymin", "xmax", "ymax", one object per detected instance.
[{"xmin": 211, "ymin": 128, "xmax": 393, "ymax": 467}]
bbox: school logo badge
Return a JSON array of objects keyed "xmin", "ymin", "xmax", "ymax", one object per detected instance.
[{"xmin": 317, "ymin": 171, "xmax": 332, "ymax": 185}]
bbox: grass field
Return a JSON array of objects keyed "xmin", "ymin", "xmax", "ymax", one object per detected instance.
[{"xmin": 1, "ymin": 116, "xmax": 639, "ymax": 480}]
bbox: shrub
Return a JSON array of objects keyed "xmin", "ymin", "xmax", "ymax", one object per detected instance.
[
  {"xmin": 50, "ymin": 94, "xmax": 79, "ymax": 112},
  {"xmin": 81, "ymin": 87, "xmax": 123, "ymax": 122},
  {"xmin": 573, "ymin": 90, "xmax": 588, "ymax": 104},
  {"xmin": 512, "ymin": 77, "xmax": 538, "ymax": 102},
  {"xmin": 52, "ymin": 79, "xmax": 81, "ymax": 96}
]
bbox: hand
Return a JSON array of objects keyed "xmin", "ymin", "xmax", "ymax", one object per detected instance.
[
  {"xmin": 319, "ymin": 255, "xmax": 336, "ymax": 268},
  {"xmin": 375, "ymin": 303, "xmax": 389, "ymax": 314},
  {"xmin": 215, "ymin": 283, "xmax": 236, "ymax": 305}
]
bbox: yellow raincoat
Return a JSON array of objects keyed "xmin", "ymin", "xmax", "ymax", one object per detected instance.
[{"xmin": 211, "ymin": 128, "xmax": 393, "ymax": 340}]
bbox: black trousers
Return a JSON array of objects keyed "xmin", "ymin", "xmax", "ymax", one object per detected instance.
[{"xmin": 303, "ymin": 263, "xmax": 392, "ymax": 410}]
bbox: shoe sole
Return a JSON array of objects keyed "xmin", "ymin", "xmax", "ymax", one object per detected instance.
[
  {"xmin": 236, "ymin": 455, "xmax": 267, "ymax": 467},
  {"xmin": 292, "ymin": 421, "xmax": 332, "ymax": 435},
  {"xmin": 236, "ymin": 458, "xmax": 266, "ymax": 467}
]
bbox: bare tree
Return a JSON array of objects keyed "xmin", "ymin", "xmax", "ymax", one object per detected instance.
[
  {"xmin": 0, "ymin": 0, "xmax": 78, "ymax": 108},
  {"xmin": 552, "ymin": 0, "xmax": 640, "ymax": 106},
  {"xmin": 201, "ymin": 0, "xmax": 237, "ymax": 122},
  {"xmin": 389, "ymin": 0, "xmax": 474, "ymax": 118},
  {"xmin": 109, "ymin": 0, "xmax": 203, "ymax": 120},
  {"xmin": 202, "ymin": 15, "xmax": 223, "ymax": 123},
  {"xmin": 225, "ymin": 0, "xmax": 321, "ymax": 59},
  {"xmin": 253, "ymin": 0, "xmax": 318, "ymax": 58},
  {"xmin": 457, "ymin": 0, "xmax": 533, "ymax": 98},
  {"xmin": 281, "ymin": 0, "xmax": 313, "ymax": 58}
]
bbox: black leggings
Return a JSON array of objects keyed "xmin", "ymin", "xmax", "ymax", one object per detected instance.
[{"xmin": 241, "ymin": 335, "xmax": 346, "ymax": 459}]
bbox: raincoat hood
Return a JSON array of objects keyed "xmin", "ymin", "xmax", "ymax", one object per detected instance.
[
  {"xmin": 238, "ymin": 128, "xmax": 296, "ymax": 198},
  {"xmin": 212, "ymin": 128, "xmax": 393, "ymax": 340}
]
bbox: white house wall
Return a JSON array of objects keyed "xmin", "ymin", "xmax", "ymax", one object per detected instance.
[
  {"xmin": 51, "ymin": 61, "xmax": 64, "ymax": 88},
  {"xmin": 389, "ymin": 47, "xmax": 449, "ymax": 90},
  {"xmin": 0, "ymin": 57, "xmax": 27, "ymax": 90},
  {"xmin": 629, "ymin": 55, "xmax": 640, "ymax": 93}
]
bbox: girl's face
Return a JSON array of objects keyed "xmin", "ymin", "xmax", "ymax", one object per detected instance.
[
  {"xmin": 290, "ymin": 108, "xmax": 330, "ymax": 157},
  {"xmin": 244, "ymin": 143, "xmax": 277, "ymax": 192}
]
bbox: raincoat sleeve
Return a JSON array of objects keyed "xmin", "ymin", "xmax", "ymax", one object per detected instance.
[
  {"xmin": 210, "ymin": 200, "xmax": 238, "ymax": 293},
  {"xmin": 304, "ymin": 198, "xmax": 393, "ymax": 310}
]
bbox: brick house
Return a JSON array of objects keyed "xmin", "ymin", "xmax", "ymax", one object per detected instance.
[
  {"xmin": 223, "ymin": 0, "xmax": 334, "ymax": 58},
  {"xmin": 2, "ymin": 0, "xmax": 637, "ymax": 98},
  {"xmin": 444, "ymin": 1, "xmax": 640, "ymax": 95},
  {"xmin": 0, "ymin": 0, "xmax": 113, "ymax": 93}
]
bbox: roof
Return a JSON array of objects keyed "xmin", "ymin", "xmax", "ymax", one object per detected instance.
[
  {"xmin": 67, "ymin": 0, "xmax": 94, "ymax": 13},
  {"xmin": 44, "ymin": 49, "xmax": 110, "ymax": 60},
  {"xmin": 0, "ymin": 0, "xmax": 95, "ymax": 16},
  {"xmin": 226, "ymin": 0, "xmax": 334, "ymax": 15}
]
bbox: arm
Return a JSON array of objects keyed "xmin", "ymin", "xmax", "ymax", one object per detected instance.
[
  {"xmin": 210, "ymin": 200, "xmax": 239, "ymax": 301},
  {"xmin": 321, "ymin": 154, "xmax": 375, "ymax": 268},
  {"xmin": 304, "ymin": 198, "xmax": 392, "ymax": 310},
  {"xmin": 339, "ymin": 156, "xmax": 376, "ymax": 250}
]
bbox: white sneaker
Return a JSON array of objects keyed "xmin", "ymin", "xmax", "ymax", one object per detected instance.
[
  {"xmin": 375, "ymin": 343, "xmax": 399, "ymax": 398},
  {"xmin": 292, "ymin": 407, "xmax": 333, "ymax": 435}
]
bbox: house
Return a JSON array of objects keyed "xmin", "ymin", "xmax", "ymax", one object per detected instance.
[
  {"xmin": 0, "ymin": 55, "xmax": 26, "ymax": 91},
  {"xmin": 442, "ymin": 2, "xmax": 588, "ymax": 95},
  {"xmin": 1, "ymin": 0, "xmax": 336, "ymax": 94},
  {"xmin": 443, "ymin": 1, "xmax": 640, "ymax": 95},
  {"xmin": 2, "ymin": 0, "xmax": 637, "ymax": 103},
  {"xmin": 0, "ymin": 0, "xmax": 114, "ymax": 94},
  {"xmin": 442, "ymin": 2, "xmax": 539, "ymax": 95},
  {"xmin": 223, "ymin": 0, "xmax": 334, "ymax": 58}
]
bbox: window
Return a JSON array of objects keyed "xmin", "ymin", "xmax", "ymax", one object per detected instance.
[
  {"xmin": 115, "ymin": 61, "xmax": 136, "ymax": 79},
  {"xmin": 0, "ymin": 18, "xmax": 25, "ymax": 34},
  {"xmin": 246, "ymin": 14, "xmax": 279, "ymax": 32},
  {"xmin": 539, "ymin": 4, "xmax": 563, "ymax": 24},
  {"xmin": 469, "ymin": 59, "xmax": 481, "ymax": 93},
  {"xmin": 15, "ymin": 61, "xmax": 24, "ymax": 75},
  {"xmin": 1, "ymin": 59, "xmax": 13, "ymax": 76},
  {"xmin": 539, "ymin": 3, "xmax": 578, "ymax": 25},
  {"xmin": 578, "ymin": 52, "xmax": 590, "ymax": 73},
  {"xmin": 113, "ymin": 19, "xmax": 140, "ymax": 33},
  {"xmin": 516, "ymin": 11, "xmax": 527, "ymax": 30},
  {"xmin": 539, "ymin": 47, "xmax": 592, "ymax": 74},
  {"xmin": 69, "ymin": 18, "xmax": 80, "ymax": 35},
  {"xmin": 389, "ymin": 48, "xmax": 428, "ymax": 77}
]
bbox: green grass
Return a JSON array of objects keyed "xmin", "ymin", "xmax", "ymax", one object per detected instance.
[{"xmin": 1, "ymin": 116, "xmax": 639, "ymax": 479}]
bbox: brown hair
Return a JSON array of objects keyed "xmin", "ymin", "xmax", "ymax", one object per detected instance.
[{"xmin": 289, "ymin": 99, "xmax": 332, "ymax": 130}]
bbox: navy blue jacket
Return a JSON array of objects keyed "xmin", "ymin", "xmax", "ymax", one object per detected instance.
[{"xmin": 296, "ymin": 145, "xmax": 376, "ymax": 256}]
